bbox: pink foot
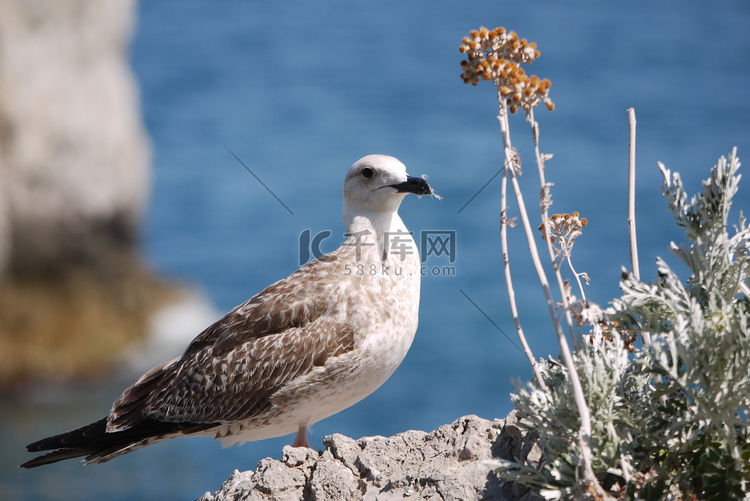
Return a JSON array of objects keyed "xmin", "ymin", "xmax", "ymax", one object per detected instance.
[{"xmin": 292, "ymin": 425, "xmax": 312, "ymax": 449}]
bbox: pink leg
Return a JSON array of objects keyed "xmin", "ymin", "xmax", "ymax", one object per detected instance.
[{"xmin": 292, "ymin": 425, "xmax": 312, "ymax": 449}]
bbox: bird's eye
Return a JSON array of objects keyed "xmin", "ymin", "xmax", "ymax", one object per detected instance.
[{"xmin": 362, "ymin": 167, "xmax": 373, "ymax": 178}]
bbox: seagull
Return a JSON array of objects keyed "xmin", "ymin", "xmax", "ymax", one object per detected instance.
[{"xmin": 21, "ymin": 154, "xmax": 434, "ymax": 468}]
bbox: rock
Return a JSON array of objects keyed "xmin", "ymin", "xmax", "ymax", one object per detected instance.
[
  {"xmin": 198, "ymin": 414, "xmax": 544, "ymax": 501},
  {"xmin": 0, "ymin": 0, "xmax": 149, "ymax": 276},
  {"xmin": 0, "ymin": 0, "xmax": 176, "ymax": 388}
]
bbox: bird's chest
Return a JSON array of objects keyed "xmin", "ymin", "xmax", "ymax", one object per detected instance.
[{"xmin": 348, "ymin": 258, "xmax": 419, "ymax": 365}]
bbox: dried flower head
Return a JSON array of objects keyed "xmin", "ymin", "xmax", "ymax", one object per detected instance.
[
  {"xmin": 459, "ymin": 27, "xmax": 540, "ymax": 65},
  {"xmin": 593, "ymin": 320, "xmax": 638, "ymax": 353},
  {"xmin": 460, "ymin": 26, "xmax": 554, "ymax": 113},
  {"xmin": 538, "ymin": 212, "xmax": 588, "ymax": 263},
  {"xmin": 570, "ymin": 300, "xmax": 607, "ymax": 328}
]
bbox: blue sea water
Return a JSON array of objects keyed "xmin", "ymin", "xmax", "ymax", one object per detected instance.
[{"xmin": 3, "ymin": 1, "xmax": 750, "ymax": 499}]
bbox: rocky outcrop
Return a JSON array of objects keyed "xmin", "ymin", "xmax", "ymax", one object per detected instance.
[
  {"xmin": 0, "ymin": 0, "xmax": 172, "ymax": 388},
  {"xmin": 198, "ymin": 414, "xmax": 543, "ymax": 501}
]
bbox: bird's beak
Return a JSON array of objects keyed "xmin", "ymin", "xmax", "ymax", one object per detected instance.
[{"xmin": 389, "ymin": 176, "xmax": 432, "ymax": 197}]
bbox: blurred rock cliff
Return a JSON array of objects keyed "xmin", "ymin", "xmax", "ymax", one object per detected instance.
[{"xmin": 0, "ymin": 0, "xmax": 173, "ymax": 389}]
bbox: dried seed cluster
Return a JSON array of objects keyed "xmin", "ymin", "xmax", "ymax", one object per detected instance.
[
  {"xmin": 460, "ymin": 27, "xmax": 554, "ymax": 113},
  {"xmin": 589, "ymin": 322, "xmax": 638, "ymax": 353},
  {"xmin": 538, "ymin": 212, "xmax": 588, "ymax": 247}
]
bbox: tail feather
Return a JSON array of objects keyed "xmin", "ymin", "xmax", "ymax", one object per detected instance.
[{"xmin": 21, "ymin": 417, "xmax": 216, "ymax": 468}]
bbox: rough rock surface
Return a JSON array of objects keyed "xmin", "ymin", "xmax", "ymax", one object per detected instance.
[{"xmin": 198, "ymin": 414, "xmax": 542, "ymax": 501}]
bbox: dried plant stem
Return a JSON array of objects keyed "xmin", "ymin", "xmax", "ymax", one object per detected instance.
[
  {"xmin": 528, "ymin": 110, "xmax": 580, "ymax": 336},
  {"xmin": 565, "ymin": 255, "xmax": 588, "ymax": 302},
  {"xmin": 500, "ymin": 165, "xmax": 548, "ymax": 390},
  {"xmin": 627, "ymin": 108, "xmax": 640, "ymax": 280},
  {"xmin": 627, "ymin": 108, "xmax": 651, "ymax": 345},
  {"xmin": 496, "ymin": 94, "xmax": 600, "ymax": 491}
]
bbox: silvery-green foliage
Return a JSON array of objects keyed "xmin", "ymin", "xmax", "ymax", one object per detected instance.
[
  {"xmin": 503, "ymin": 333, "xmax": 637, "ymax": 500},
  {"xmin": 499, "ymin": 149, "xmax": 750, "ymax": 499}
]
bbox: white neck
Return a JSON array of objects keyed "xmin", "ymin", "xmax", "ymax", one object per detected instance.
[{"xmin": 342, "ymin": 209, "xmax": 411, "ymax": 262}]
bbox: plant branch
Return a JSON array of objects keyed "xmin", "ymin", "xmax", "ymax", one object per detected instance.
[
  {"xmin": 565, "ymin": 254, "xmax": 587, "ymax": 302},
  {"xmin": 496, "ymin": 95, "xmax": 601, "ymax": 492},
  {"xmin": 627, "ymin": 108, "xmax": 651, "ymax": 345},
  {"xmin": 528, "ymin": 109, "xmax": 580, "ymax": 339},
  {"xmin": 500, "ymin": 157, "xmax": 548, "ymax": 390}
]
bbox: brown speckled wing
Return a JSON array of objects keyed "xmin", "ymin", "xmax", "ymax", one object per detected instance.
[{"xmin": 108, "ymin": 255, "xmax": 356, "ymax": 431}]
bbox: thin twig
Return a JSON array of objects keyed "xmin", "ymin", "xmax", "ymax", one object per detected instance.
[
  {"xmin": 565, "ymin": 254, "xmax": 587, "ymax": 302},
  {"xmin": 496, "ymin": 97, "xmax": 600, "ymax": 490},
  {"xmin": 499, "ymin": 152, "xmax": 547, "ymax": 389},
  {"xmin": 627, "ymin": 108, "xmax": 651, "ymax": 345},
  {"xmin": 528, "ymin": 110, "xmax": 579, "ymax": 345},
  {"xmin": 627, "ymin": 108, "xmax": 639, "ymax": 280}
]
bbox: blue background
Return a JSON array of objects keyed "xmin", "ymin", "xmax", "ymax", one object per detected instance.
[{"xmin": 3, "ymin": 1, "xmax": 749, "ymax": 499}]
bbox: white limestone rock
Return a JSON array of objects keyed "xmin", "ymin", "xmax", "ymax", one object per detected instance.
[{"xmin": 198, "ymin": 413, "xmax": 543, "ymax": 501}]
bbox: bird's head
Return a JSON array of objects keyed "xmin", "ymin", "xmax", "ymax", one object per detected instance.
[{"xmin": 343, "ymin": 155, "xmax": 432, "ymax": 217}]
